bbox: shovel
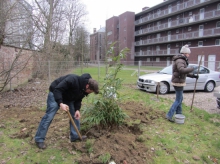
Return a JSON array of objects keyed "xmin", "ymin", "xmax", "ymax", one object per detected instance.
[{"xmin": 66, "ymin": 109, "xmax": 82, "ymax": 141}]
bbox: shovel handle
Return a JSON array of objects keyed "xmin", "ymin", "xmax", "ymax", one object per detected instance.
[
  {"xmin": 66, "ymin": 110, "xmax": 82, "ymax": 141},
  {"xmin": 190, "ymin": 54, "xmax": 203, "ymax": 112}
]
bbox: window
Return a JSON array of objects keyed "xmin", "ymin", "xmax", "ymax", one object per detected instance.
[
  {"xmin": 189, "ymin": 11, "xmax": 192, "ymax": 16},
  {"xmin": 176, "ymin": 29, "xmax": 179, "ymax": 33},
  {"xmin": 157, "ymin": 9, "xmax": 161, "ymax": 15},
  {"xmin": 176, "ymin": 43, "xmax": 179, "ymax": 47},
  {"xmin": 188, "ymin": 42, "xmax": 191, "ymax": 46},
  {"xmin": 188, "ymin": 27, "xmax": 192, "ymax": 31},
  {"xmin": 168, "ymin": 4, "xmax": 172, "ymax": 13},
  {"xmin": 168, "ymin": 18, "xmax": 172, "ymax": 27},
  {"xmin": 217, "ymin": 3, "xmax": 220, "ymax": 10},
  {"xmin": 179, "ymin": 18, "xmax": 184, "ymax": 23},
  {"xmin": 157, "ymin": 21, "xmax": 161, "ymax": 26},
  {"xmin": 156, "ymin": 45, "xmax": 160, "ymax": 51},
  {"xmin": 157, "ymin": 33, "xmax": 161, "ymax": 38},
  {"xmin": 217, "ymin": 21, "xmax": 220, "ymax": 28},
  {"xmin": 156, "ymin": 57, "xmax": 160, "ymax": 62},
  {"xmin": 176, "ymin": 15, "xmax": 179, "ymax": 19},
  {"xmin": 193, "ymin": 66, "xmax": 209, "ymax": 74},
  {"xmin": 107, "ymin": 31, "xmax": 112, "ymax": 36},
  {"xmin": 199, "ymin": 67, "xmax": 209, "ymax": 74},
  {"xmin": 216, "ymin": 39, "xmax": 220, "ymax": 45},
  {"xmin": 198, "ymin": 41, "xmax": 203, "ymax": 47}
]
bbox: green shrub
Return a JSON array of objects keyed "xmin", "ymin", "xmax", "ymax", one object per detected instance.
[{"xmin": 82, "ymin": 43, "xmax": 129, "ymax": 128}]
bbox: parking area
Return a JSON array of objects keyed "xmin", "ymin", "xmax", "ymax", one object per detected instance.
[{"xmin": 159, "ymin": 86, "xmax": 220, "ymax": 114}]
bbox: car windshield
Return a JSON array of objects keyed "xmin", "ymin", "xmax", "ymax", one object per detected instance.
[{"xmin": 158, "ymin": 65, "xmax": 172, "ymax": 75}]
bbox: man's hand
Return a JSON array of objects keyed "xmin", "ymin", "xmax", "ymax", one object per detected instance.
[
  {"xmin": 60, "ymin": 103, "xmax": 69, "ymax": 111},
  {"xmin": 74, "ymin": 110, "xmax": 81, "ymax": 119}
]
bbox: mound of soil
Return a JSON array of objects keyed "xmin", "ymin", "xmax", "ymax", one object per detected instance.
[{"xmin": 0, "ymin": 80, "xmax": 166, "ymax": 164}]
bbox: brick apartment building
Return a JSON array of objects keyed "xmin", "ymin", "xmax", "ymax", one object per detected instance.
[
  {"xmin": 90, "ymin": 0, "xmax": 220, "ymax": 70},
  {"xmin": 106, "ymin": 11, "xmax": 135, "ymax": 61},
  {"xmin": 135, "ymin": 0, "xmax": 220, "ymax": 70},
  {"xmin": 90, "ymin": 27, "xmax": 106, "ymax": 61},
  {"xmin": 90, "ymin": 11, "xmax": 135, "ymax": 62}
]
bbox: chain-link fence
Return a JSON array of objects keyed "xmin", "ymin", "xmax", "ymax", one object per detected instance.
[{"xmin": 1, "ymin": 60, "xmax": 220, "ymax": 92}]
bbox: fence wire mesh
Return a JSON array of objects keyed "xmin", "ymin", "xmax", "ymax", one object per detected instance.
[{"xmin": 1, "ymin": 60, "xmax": 220, "ymax": 92}]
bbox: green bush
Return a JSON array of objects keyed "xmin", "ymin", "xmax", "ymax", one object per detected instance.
[{"xmin": 82, "ymin": 43, "xmax": 129, "ymax": 128}]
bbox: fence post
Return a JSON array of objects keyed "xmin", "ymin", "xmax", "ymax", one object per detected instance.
[
  {"xmin": 48, "ymin": 60, "xmax": 51, "ymax": 84},
  {"xmin": 98, "ymin": 60, "xmax": 100, "ymax": 82},
  {"xmin": 138, "ymin": 60, "xmax": 141, "ymax": 77},
  {"xmin": 9, "ymin": 60, "xmax": 12, "ymax": 91}
]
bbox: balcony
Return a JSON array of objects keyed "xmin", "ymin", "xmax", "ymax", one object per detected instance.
[
  {"xmin": 135, "ymin": 9, "xmax": 220, "ymax": 36},
  {"xmin": 135, "ymin": 27, "xmax": 220, "ymax": 46},
  {"xmin": 135, "ymin": 0, "xmax": 211, "ymax": 26},
  {"xmin": 135, "ymin": 49, "xmax": 179, "ymax": 56}
]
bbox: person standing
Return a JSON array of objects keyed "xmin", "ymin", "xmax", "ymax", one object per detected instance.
[
  {"xmin": 166, "ymin": 45, "xmax": 198, "ymax": 122},
  {"xmin": 35, "ymin": 73, "xmax": 99, "ymax": 149}
]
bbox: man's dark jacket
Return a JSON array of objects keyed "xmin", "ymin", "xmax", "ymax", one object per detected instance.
[{"xmin": 49, "ymin": 73, "xmax": 91, "ymax": 111}]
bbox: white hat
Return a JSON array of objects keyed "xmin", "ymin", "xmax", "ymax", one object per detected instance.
[{"xmin": 180, "ymin": 44, "xmax": 191, "ymax": 54}]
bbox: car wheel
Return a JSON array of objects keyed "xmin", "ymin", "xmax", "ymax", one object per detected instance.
[
  {"xmin": 204, "ymin": 81, "xmax": 215, "ymax": 92},
  {"xmin": 158, "ymin": 82, "xmax": 169, "ymax": 94}
]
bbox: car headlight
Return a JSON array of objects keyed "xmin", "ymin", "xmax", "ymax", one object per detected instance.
[{"xmin": 144, "ymin": 80, "xmax": 155, "ymax": 84}]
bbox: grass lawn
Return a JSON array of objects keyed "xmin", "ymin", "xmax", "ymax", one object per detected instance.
[{"xmin": 0, "ymin": 65, "xmax": 219, "ymax": 164}]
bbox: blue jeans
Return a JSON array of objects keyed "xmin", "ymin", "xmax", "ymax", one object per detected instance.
[
  {"xmin": 35, "ymin": 92, "xmax": 80, "ymax": 142},
  {"xmin": 166, "ymin": 87, "xmax": 183, "ymax": 119}
]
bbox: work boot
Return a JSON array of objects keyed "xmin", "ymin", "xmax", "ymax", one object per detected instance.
[
  {"xmin": 165, "ymin": 115, "xmax": 174, "ymax": 123},
  {"xmin": 71, "ymin": 135, "xmax": 87, "ymax": 142},
  {"xmin": 36, "ymin": 142, "xmax": 46, "ymax": 149}
]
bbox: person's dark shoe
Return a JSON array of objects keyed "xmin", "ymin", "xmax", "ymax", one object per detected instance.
[
  {"xmin": 35, "ymin": 142, "xmax": 46, "ymax": 149},
  {"xmin": 165, "ymin": 115, "xmax": 174, "ymax": 123},
  {"xmin": 167, "ymin": 118, "xmax": 175, "ymax": 122},
  {"xmin": 71, "ymin": 135, "xmax": 87, "ymax": 142}
]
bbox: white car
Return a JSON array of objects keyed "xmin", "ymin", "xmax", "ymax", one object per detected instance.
[{"xmin": 137, "ymin": 64, "xmax": 220, "ymax": 94}]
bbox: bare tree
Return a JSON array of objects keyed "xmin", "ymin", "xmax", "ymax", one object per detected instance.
[
  {"xmin": 32, "ymin": 0, "xmax": 61, "ymax": 60},
  {"xmin": 32, "ymin": 0, "xmax": 87, "ymax": 59},
  {"xmin": 0, "ymin": 0, "xmax": 33, "ymax": 48},
  {"xmin": 1, "ymin": 0, "xmax": 90, "ymax": 90},
  {"xmin": 73, "ymin": 26, "xmax": 89, "ymax": 63},
  {"xmin": 64, "ymin": 0, "xmax": 87, "ymax": 59}
]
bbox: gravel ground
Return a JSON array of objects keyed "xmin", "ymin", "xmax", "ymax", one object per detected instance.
[{"xmin": 160, "ymin": 86, "xmax": 220, "ymax": 114}]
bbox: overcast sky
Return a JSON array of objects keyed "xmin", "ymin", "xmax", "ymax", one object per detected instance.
[{"xmin": 82, "ymin": 0, "xmax": 163, "ymax": 33}]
